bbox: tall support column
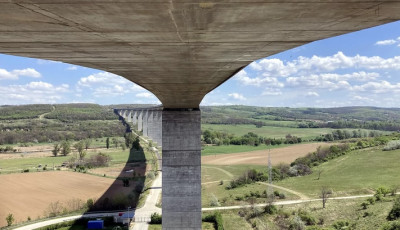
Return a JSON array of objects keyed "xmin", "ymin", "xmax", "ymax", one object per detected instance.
[
  {"xmin": 156, "ymin": 110, "xmax": 162, "ymax": 147},
  {"xmin": 147, "ymin": 110, "xmax": 154, "ymax": 141},
  {"xmin": 162, "ymin": 109, "xmax": 201, "ymax": 230},
  {"xmin": 132, "ymin": 111, "xmax": 137, "ymax": 125},
  {"xmin": 138, "ymin": 110, "xmax": 143, "ymax": 132},
  {"xmin": 143, "ymin": 110, "xmax": 148, "ymax": 137},
  {"xmin": 127, "ymin": 111, "xmax": 132, "ymax": 123}
]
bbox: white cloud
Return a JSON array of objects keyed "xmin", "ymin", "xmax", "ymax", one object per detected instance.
[
  {"xmin": 0, "ymin": 68, "xmax": 41, "ymax": 80},
  {"xmin": 262, "ymin": 89, "xmax": 282, "ymax": 96},
  {"xmin": 136, "ymin": 92, "xmax": 153, "ymax": 98},
  {"xmin": 36, "ymin": 59, "xmax": 60, "ymax": 65},
  {"xmin": 351, "ymin": 80, "xmax": 400, "ymax": 93},
  {"xmin": 234, "ymin": 70, "xmax": 284, "ymax": 88},
  {"xmin": 352, "ymin": 95, "xmax": 374, "ymax": 102},
  {"xmin": 306, "ymin": 92, "xmax": 319, "ymax": 97},
  {"xmin": 77, "ymin": 71, "xmax": 149, "ymax": 98},
  {"xmin": 0, "ymin": 81, "xmax": 68, "ymax": 104},
  {"xmin": 67, "ymin": 66, "xmax": 78, "ymax": 70},
  {"xmin": 250, "ymin": 52, "xmax": 400, "ymax": 78},
  {"xmin": 228, "ymin": 93, "xmax": 246, "ymax": 100},
  {"xmin": 375, "ymin": 39, "xmax": 397, "ymax": 46}
]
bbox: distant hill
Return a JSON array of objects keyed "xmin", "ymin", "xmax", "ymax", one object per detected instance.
[{"xmin": 201, "ymin": 105, "xmax": 400, "ymax": 131}]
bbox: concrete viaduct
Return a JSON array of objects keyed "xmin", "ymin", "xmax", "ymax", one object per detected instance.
[
  {"xmin": 2, "ymin": 1, "xmax": 400, "ymax": 229},
  {"xmin": 115, "ymin": 107, "xmax": 163, "ymax": 147}
]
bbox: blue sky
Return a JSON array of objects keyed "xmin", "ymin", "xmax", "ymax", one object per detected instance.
[{"xmin": 1, "ymin": 21, "xmax": 400, "ymax": 107}]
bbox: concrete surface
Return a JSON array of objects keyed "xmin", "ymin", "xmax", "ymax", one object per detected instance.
[
  {"xmin": 1, "ymin": 1, "xmax": 400, "ymax": 108},
  {"xmin": 162, "ymin": 110, "xmax": 201, "ymax": 229}
]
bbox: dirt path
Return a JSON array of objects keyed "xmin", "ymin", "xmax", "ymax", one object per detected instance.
[
  {"xmin": 201, "ymin": 165, "xmax": 234, "ymax": 178},
  {"xmin": 202, "ymin": 142, "xmax": 333, "ymax": 166},
  {"xmin": 257, "ymin": 182, "xmax": 309, "ymax": 200},
  {"xmin": 38, "ymin": 106, "xmax": 55, "ymax": 119}
]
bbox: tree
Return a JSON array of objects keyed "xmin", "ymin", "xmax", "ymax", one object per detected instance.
[
  {"xmin": 106, "ymin": 137, "xmax": 110, "ymax": 149},
  {"xmin": 84, "ymin": 139, "xmax": 92, "ymax": 150},
  {"xmin": 132, "ymin": 136, "xmax": 140, "ymax": 150},
  {"xmin": 6, "ymin": 213, "xmax": 14, "ymax": 226},
  {"xmin": 74, "ymin": 141, "xmax": 86, "ymax": 160},
  {"xmin": 112, "ymin": 137, "xmax": 118, "ymax": 148},
  {"xmin": 124, "ymin": 133, "xmax": 136, "ymax": 149},
  {"xmin": 52, "ymin": 143, "xmax": 61, "ymax": 157},
  {"xmin": 321, "ymin": 186, "xmax": 332, "ymax": 208},
  {"xmin": 387, "ymin": 197, "xmax": 400, "ymax": 221},
  {"xmin": 61, "ymin": 141, "xmax": 71, "ymax": 156}
]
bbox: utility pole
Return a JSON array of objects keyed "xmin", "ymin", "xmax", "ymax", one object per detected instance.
[{"xmin": 268, "ymin": 148, "xmax": 273, "ymax": 197}]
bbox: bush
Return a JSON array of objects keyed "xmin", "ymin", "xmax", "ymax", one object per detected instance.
[
  {"xmin": 289, "ymin": 215, "xmax": 305, "ymax": 230},
  {"xmin": 279, "ymin": 193, "xmax": 286, "ymax": 199},
  {"xmin": 150, "ymin": 212, "xmax": 162, "ymax": 224},
  {"xmin": 298, "ymin": 210, "xmax": 316, "ymax": 225},
  {"xmin": 388, "ymin": 197, "xmax": 400, "ymax": 221},
  {"xmin": 381, "ymin": 221, "xmax": 400, "ymax": 230},
  {"xmin": 264, "ymin": 204, "xmax": 277, "ymax": 215},
  {"xmin": 361, "ymin": 202, "xmax": 369, "ymax": 210},
  {"xmin": 210, "ymin": 194, "xmax": 220, "ymax": 207},
  {"xmin": 147, "ymin": 171, "xmax": 155, "ymax": 180},
  {"xmin": 6, "ymin": 213, "xmax": 14, "ymax": 226},
  {"xmin": 332, "ymin": 220, "xmax": 356, "ymax": 230},
  {"xmin": 367, "ymin": 197, "xmax": 376, "ymax": 205},
  {"xmin": 202, "ymin": 212, "xmax": 223, "ymax": 230},
  {"xmin": 383, "ymin": 140, "xmax": 400, "ymax": 151}
]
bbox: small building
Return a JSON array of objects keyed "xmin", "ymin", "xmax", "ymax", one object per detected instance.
[
  {"xmin": 114, "ymin": 212, "xmax": 134, "ymax": 225},
  {"xmin": 87, "ymin": 220, "xmax": 104, "ymax": 229}
]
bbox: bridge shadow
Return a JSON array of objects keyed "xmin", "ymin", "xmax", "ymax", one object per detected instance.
[{"xmin": 87, "ymin": 146, "xmax": 146, "ymax": 212}]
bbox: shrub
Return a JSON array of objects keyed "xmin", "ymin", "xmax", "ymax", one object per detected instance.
[
  {"xmin": 387, "ymin": 197, "xmax": 400, "ymax": 221},
  {"xmin": 383, "ymin": 140, "xmax": 400, "ymax": 151},
  {"xmin": 147, "ymin": 171, "xmax": 155, "ymax": 180},
  {"xmin": 381, "ymin": 221, "xmax": 400, "ymax": 230},
  {"xmin": 361, "ymin": 202, "xmax": 369, "ymax": 210},
  {"xmin": 298, "ymin": 210, "xmax": 316, "ymax": 225},
  {"xmin": 289, "ymin": 215, "xmax": 305, "ymax": 230},
  {"xmin": 6, "ymin": 213, "xmax": 14, "ymax": 226},
  {"xmin": 332, "ymin": 220, "xmax": 356, "ymax": 230},
  {"xmin": 150, "ymin": 212, "xmax": 162, "ymax": 224},
  {"xmin": 367, "ymin": 197, "xmax": 376, "ymax": 205},
  {"xmin": 210, "ymin": 194, "xmax": 220, "ymax": 207},
  {"xmin": 264, "ymin": 204, "xmax": 277, "ymax": 215},
  {"xmin": 279, "ymin": 193, "xmax": 286, "ymax": 199}
]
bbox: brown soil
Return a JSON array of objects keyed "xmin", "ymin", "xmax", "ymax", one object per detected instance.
[
  {"xmin": 201, "ymin": 143, "xmax": 333, "ymax": 166},
  {"xmin": 0, "ymin": 171, "xmax": 118, "ymax": 227},
  {"xmin": 89, "ymin": 162, "xmax": 147, "ymax": 178}
]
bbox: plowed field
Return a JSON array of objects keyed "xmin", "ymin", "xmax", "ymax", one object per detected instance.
[
  {"xmin": 0, "ymin": 171, "xmax": 118, "ymax": 227},
  {"xmin": 202, "ymin": 143, "xmax": 333, "ymax": 166}
]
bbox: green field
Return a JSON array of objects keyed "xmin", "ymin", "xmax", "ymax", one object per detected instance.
[
  {"xmin": 201, "ymin": 144, "xmax": 292, "ymax": 156},
  {"xmin": 277, "ymin": 146, "xmax": 400, "ymax": 198},
  {"xmin": 202, "ymin": 124, "xmax": 334, "ymax": 140}
]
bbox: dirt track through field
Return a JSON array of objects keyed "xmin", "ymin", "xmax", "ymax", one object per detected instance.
[
  {"xmin": 0, "ymin": 171, "xmax": 116, "ymax": 227},
  {"xmin": 202, "ymin": 143, "xmax": 332, "ymax": 166}
]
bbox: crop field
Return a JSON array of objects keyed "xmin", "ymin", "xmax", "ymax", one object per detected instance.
[
  {"xmin": 0, "ymin": 171, "xmax": 117, "ymax": 227},
  {"xmin": 277, "ymin": 147, "xmax": 400, "ymax": 198},
  {"xmin": 202, "ymin": 142, "xmax": 332, "ymax": 166},
  {"xmin": 201, "ymin": 143, "xmax": 291, "ymax": 156}
]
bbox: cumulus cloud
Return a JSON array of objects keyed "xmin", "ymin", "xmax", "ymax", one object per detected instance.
[
  {"xmin": 306, "ymin": 92, "xmax": 319, "ymax": 97},
  {"xmin": 228, "ymin": 93, "xmax": 246, "ymax": 100},
  {"xmin": 250, "ymin": 52, "xmax": 400, "ymax": 78},
  {"xmin": 234, "ymin": 70, "xmax": 284, "ymax": 88},
  {"xmin": 375, "ymin": 39, "xmax": 397, "ymax": 46},
  {"xmin": 136, "ymin": 92, "xmax": 153, "ymax": 98},
  {"xmin": 0, "ymin": 68, "xmax": 41, "ymax": 80},
  {"xmin": 67, "ymin": 66, "xmax": 78, "ymax": 70},
  {"xmin": 351, "ymin": 81, "xmax": 400, "ymax": 93},
  {"xmin": 262, "ymin": 89, "xmax": 282, "ymax": 96},
  {"xmin": 77, "ymin": 71, "xmax": 148, "ymax": 97},
  {"xmin": 0, "ymin": 81, "xmax": 69, "ymax": 104}
]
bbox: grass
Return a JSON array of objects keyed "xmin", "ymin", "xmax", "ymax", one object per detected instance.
[
  {"xmin": 277, "ymin": 146, "xmax": 400, "ymax": 198},
  {"xmin": 202, "ymin": 181, "xmax": 299, "ymax": 207},
  {"xmin": 148, "ymin": 222, "xmax": 215, "ymax": 229},
  {"xmin": 201, "ymin": 144, "xmax": 290, "ymax": 156}
]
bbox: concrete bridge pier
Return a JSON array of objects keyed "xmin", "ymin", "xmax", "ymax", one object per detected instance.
[
  {"xmin": 138, "ymin": 110, "xmax": 143, "ymax": 132},
  {"xmin": 162, "ymin": 109, "xmax": 201, "ymax": 229},
  {"xmin": 127, "ymin": 111, "xmax": 132, "ymax": 123},
  {"xmin": 143, "ymin": 110, "xmax": 148, "ymax": 137},
  {"xmin": 154, "ymin": 110, "xmax": 162, "ymax": 147},
  {"xmin": 132, "ymin": 111, "xmax": 138, "ymax": 130},
  {"xmin": 147, "ymin": 110, "xmax": 154, "ymax": 142}
]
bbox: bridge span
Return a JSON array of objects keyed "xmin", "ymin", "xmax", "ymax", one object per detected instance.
[{"xmin": 2, "ymin": 1, "xmax": 400, "ymax": 229}]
